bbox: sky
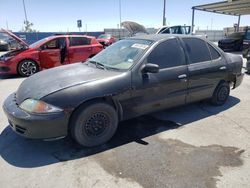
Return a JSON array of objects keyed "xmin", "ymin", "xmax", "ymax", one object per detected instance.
[{"xmin": 1, "ymin": 0, "xmax": 250, "ymax": 32}]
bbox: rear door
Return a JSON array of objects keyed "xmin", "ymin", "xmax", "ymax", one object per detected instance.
[
  {"xmin": 68, "ymin": 36, "xmax": 93, "ymax": 63},
  {"xmin": 129, "ymin": 38, "xmax": 188, "ymax": 117},
  {"xmin": 181, "ymin": 38, "xmax": 227, "ymax": 103}
]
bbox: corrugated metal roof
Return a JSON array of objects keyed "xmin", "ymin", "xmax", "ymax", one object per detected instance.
[{"xmin": 193, "ymin": 0, "xmax": 250, "ymax": 16}]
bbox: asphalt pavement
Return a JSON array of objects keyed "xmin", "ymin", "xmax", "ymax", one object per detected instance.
[{"xmin": 0, "ymin": 53, "xmax": 249, "ymax": 188}]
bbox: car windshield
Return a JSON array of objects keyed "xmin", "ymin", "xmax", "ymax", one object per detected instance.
[
  {"xmin": 29, "ymin": 37, "xmax": 50, "ymax": 48},
  {"xmin": 227, "ymin": 32, "xmax": 244, "ymax": 39},
  {"xmin": 98, "ymin": 34, "xmax": 111, "ymax": 39},
  {"xmin": 89, "ymin": 39, "xmax": 153, "ymax": 71}
]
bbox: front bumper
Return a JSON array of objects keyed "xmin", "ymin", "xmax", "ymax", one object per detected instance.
[
  {"xmin": 233, "ymin": 72, "xmax": 244, "ymax": 89},
  {"xmin": 3, "ymin": 93, "xmax": 69, "ymax": 139},
  {"xmin": 0, "ymin": 60, "xmax": 15, "ymax": 74}
]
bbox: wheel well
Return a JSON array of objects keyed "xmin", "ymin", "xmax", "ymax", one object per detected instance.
[{"xmin": 68, "ymin": 97, "xmax": 123, "ymax": 129}]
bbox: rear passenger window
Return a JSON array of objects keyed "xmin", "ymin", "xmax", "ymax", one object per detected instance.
[
  {"xmin": 69, "ymin": 37, "xmax": 90, "ymax": 46},
  {"xmin": 147, "ymin": 39, "xmax": 185, "ymax": 69},
  {"xmin": 208, "ymin": 44, "xmax": 221, "ymax": 60},
  {"xmin": 183, "ymin": 38, "xmax": 211, "ymax": 64}
]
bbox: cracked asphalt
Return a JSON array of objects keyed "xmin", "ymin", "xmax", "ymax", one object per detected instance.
[{"xmin": 0, "ymin": 52, "xmax": 250, "ymax": 188}]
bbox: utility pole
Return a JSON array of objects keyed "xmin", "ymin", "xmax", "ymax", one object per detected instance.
[
  {"xmin": 119, "ymin": 0, "xmax": 122, "ymax": 38},
  {"xmin": 22, "ymin": 0, "xmax": 28, "ymax": 27},
  {"xmin": 6, "ymin": 21, "xmax": 9, "ymax": 30},
  {"xmin": 119, "ymin": 0, "xmax": 122, "ymax": 29},
  {"xmin": 163, "ymin": 0, "xmax": 166, "ymax": 26}
]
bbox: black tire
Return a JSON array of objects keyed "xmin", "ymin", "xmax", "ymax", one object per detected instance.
[
  {"xmin": 210, "ymin": 82, "xmax": 230, "ymax": 106},
  {"xmin": 17, "ymin": 60, "xmax": 39, "ymax": 77},
  {"xmin": 70, "ymin": 102, "xmax": 118, "ymax": 147}
]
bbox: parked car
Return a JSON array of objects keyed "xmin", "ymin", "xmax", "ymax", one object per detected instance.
[
  {"xmin": 0, "ymin": 31, "xmax": 20, "ymax": 51},
  {"xmin": 242, "ymin": 27, "xmax": 250, "ymax": 73},
  {"xmin": 97, "ymin": 34, "xmax": 116, "ymax": 47},
  {"xmin": 156, "ymin": 25, "xmax": 191, "ymax": 34},
  {"xmin": 3, "ymin": 34, "xmax": 244, "ymax": 147},
  {"xmin": 0, "ymin": 29, "xmax": 103, "ymax": 76},
  {"xmin": 218, "ymin": 32, "xmax": 245, "ymax": 51}
]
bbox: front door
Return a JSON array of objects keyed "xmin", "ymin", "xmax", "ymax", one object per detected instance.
[
  {"xmin": 39, "ymin": 38, "xmax": 65, "ymax": 69},
  {"xmin": 129, "ymin": 38, "xmax": 188, "ymax": 117}
]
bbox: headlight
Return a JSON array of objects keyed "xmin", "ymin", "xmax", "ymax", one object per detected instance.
[
  {"xmin": 19, "ymin": 99, "xmax": 63, "ymax": 114},
  {"xmin": 0, "ymin": 55, "xmax": 13, "ymax": 61}
]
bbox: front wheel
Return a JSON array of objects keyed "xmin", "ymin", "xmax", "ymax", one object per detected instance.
[
  {"xmin": 210, "ymin": 82, "xmax": 230, "ymax": 106},
  {"xmin": 70, "ymin": 102, "xmax": 118, "ymax": 147},
  {"xmin": 18, "ymin": 60, "xmax": 39, "ymax": 77}
]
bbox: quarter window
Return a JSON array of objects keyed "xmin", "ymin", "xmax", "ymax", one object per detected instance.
[
  {"xmin": 69, "ymin": 37, "xmax": 90, "ymax": 46},
  {"xmin": 183, "ymin": 38, "xmax": 211, "ymax": 64},
  {"xmin": 147, "ymin": 39, "xmax": 186, "ymax": 69},
  {"xmin": 208, "ymin": 44, "xmax": 221, "ymax": 60}
]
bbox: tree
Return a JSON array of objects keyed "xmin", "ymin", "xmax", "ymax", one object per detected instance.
[{"xmin": 21, "ymin": 20, "xmax": 38, "ymax": 32}]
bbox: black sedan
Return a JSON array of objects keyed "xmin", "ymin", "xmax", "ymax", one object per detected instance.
[
  {"xmin": 3, "ymin": 34, "xmax": 244, "ymax": 147},
  {"xmin": 218, "ymin": 32, "xmax": 245, "ymax": 51}
]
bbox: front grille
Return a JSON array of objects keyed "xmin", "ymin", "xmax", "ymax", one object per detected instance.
[
  {"xmin": 15, "ymin": 125, "xmax": 26, "ymax": 134},
  {"xmin": 9, "ymin": 121, "xmax": 27, "ymax": 135}
]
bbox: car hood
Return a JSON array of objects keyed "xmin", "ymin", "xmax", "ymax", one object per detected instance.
[
  {"xmin": 0, "ymin": 28, "xmax": 29, "ymax": 48},
  {"xmin": 0, "ymin": 48, "xmax": 27, "ymax": 59},
  {"xmin": 16, "ymin": 63, "xmax": 121, "ymax": 104},
  {"xmin": 219, "ymin": 38, "xmax": 240, "ymax": 44},
  {"xmin": 121, "ymin": 21, "xmax": 148, "ymax": 36}
]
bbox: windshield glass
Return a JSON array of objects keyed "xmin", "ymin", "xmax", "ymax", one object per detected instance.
[
  {"xmin": 29, "ymin": 37, "xmax": 50, "ymax": 48},
  {"xmin": 227, "ymin": 32, "xmax": 244, "ymax": 39},
  {"xmin": 98, "ymin": 34, "xmax": 111, "ymax": 39},
  {"xmin": 90, "ymin": 39, "xmax": 153, "ymax": 71}
]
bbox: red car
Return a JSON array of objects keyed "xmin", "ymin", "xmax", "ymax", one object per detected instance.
[
  {"xmin": 97, "ymin": 34, "xmax": 116, "ymax": 47},
  {"xmin": 0, "ymin": 29, "xmax": 103, "ymax": 76}
]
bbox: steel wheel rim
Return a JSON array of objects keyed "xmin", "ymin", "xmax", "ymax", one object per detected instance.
[
  {"xmin": 84, "ymin": 112, "xmax": 110, "ymax": 138},
  {"xmin": 20, "ymin": 61, "xmax": 37, "ymax": 76},
  {"xmin": 218, "ymin": 86, "xmax": 229, "ymax": 102}
]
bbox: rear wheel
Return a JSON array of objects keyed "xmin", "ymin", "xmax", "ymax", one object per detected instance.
[
  {"xmin": 70, "ymin": 102, "xmax": 118, "ymax": 147},
  {"xmin": 210, "ymin": 82, "xmax": 230, "ymax": 106},
  {"xmin": 18, "ymin": 60, "xmax": 39, "ymax": 77}
]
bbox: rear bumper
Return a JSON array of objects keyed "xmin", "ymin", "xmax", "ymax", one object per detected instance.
[
  {"xmin": 233, "ymin": 73, "xmax": 244, "ymax": 89},
  {"xmin": 2, "ymin": 93, "xmax": 69, "ymax": 139}
]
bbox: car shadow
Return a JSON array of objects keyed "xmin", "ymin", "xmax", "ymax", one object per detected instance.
[
  {"xmin": 0, "ymin": 96, "xmax": 240, "ymax": 168},
  {"xmin": 0, "ymin": 74, "xmax": 22, "ymax": 80}
]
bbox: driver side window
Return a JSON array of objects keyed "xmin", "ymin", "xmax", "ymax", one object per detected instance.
[
  {"xmin": 42, "ymin": 39, "xmax": 59, "ymax": 50},
  {"xmin": 147, "ymin": 39, "xmax": 186, "ymax": 69}
]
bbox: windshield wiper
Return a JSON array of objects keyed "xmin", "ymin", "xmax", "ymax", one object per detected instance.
[{"xmin": 88, "ymin": 60, "xmax": 107, "ymax": 70}]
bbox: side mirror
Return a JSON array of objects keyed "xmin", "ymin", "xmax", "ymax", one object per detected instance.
[{"xmin": 142, "ymin": 63, "xmax": 159, "ymax": 73}]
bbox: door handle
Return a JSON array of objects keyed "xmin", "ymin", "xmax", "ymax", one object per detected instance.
[
  {"xmin": 178, "ymin": 74, "xmax": 187, "ymax": 79},
  {"xmin": 219, "ymin": 66, "xmax": 227, "ymax": 70}
]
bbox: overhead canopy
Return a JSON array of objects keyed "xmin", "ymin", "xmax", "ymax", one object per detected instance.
[
  {"xmin": 193, "ymin": 0, "xmax": 250, "ymax": 16},
  {"xmin": 191, "ymin": 0, "xmax": 250, "ymax": 32}
]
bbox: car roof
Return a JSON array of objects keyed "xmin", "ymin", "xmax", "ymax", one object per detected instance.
[
  {"xmin": 48, "ymin": 35, "xmax": 95, "ymax": 39},
  {"xmin": 130, "ymin": 34, "xmax": 201, "ymax": 42}
]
